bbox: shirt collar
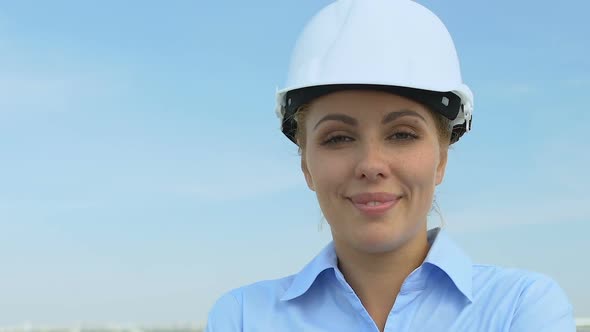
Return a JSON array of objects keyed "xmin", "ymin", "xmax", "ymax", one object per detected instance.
[
  {"xmin": 280, "ymin": 227, "xmax": 473, "ymax": 302},
  {"xmin": 280, "ymin": 241, "xmax": 338, "ymax": 301},
  {"xmin": 424, "ymin": 227, "xmax": 473, "ymax": 302}
]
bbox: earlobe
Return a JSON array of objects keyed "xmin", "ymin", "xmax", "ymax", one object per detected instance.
[
  {"xmin": 301, "ymin": 157, "xmax": 315, "ymax": 191},
  {"xmin": 435, "ymin": 148, "xmax": 448, "ymax": 185}
]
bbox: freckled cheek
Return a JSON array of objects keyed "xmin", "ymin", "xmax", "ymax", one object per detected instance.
[
  {"xmin": 398, "ymin": 153, "xmax": 439, "ymax": 193},
  {"xmin": 312, "ymin": 165, "xmax": 349, "ymax": 196},
  {"xmin": 310, "ymin": 175, "xmax": 347, "ymax": 227},
  {"xmin": 306, "ymin": 153, "xmax": 352, "ymax": 202}
]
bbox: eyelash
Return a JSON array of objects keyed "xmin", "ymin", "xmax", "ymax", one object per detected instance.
[{"xmin": 321, "ymin": 131, "xmax": 419, "ymax": 145}]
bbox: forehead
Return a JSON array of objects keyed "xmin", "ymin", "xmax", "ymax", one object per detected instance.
[{"xmin": 307, "ymin": 90, "xmax": 434, "ymax": 122}]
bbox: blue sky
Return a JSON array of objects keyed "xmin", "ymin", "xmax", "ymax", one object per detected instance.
[{"xmin": 0, "ymin": 0, "xmax": 588, "ymax": 327}]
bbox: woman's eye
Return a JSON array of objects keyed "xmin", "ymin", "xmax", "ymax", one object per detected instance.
[
  {"xmin": 322, "ymin": 135, "xmax": 354, "ymax": 145},
  {"xmin": 389, "ymin": 131, "xmax": 418, "ymax": 140}
]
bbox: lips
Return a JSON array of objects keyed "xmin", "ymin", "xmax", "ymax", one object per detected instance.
[{"xmin": 348, "ymin": 192, "xmax": 401, "ymax": 217}]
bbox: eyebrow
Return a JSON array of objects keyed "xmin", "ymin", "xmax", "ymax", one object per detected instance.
[
  {"xmin": 313, "ymin": 109, "xmax": 426, "ymax": 131},
  {"xmin": 382, "ymin": 110, "xmax": 426, "ymax": 124},
  {"xmin": 313, "ymin": 114, "xmax": 358, "ymax": 130}
]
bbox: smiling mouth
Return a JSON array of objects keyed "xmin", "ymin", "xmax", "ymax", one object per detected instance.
[
  {"xmin": 347, "ymin": 192, "xmax": 402, "ymax": 217},
  {"xmin": 365, "ymin": 201, "xmax": 386, "ymax": 206}
]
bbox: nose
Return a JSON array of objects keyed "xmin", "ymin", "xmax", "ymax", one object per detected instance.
[{"xmin": 354, "ymin": 141, "xmax": 390, "ymax": 182}]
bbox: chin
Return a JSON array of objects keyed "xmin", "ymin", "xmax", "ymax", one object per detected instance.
[
  {"xmin": 352, "ymin": 229, "xmax": 409, "ymax": 254},
  {"xmin": 351, "ymin": 219, "xmax": 425, "ymax": 254}
]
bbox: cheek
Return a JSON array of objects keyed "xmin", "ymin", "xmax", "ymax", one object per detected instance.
[
  {"xmin": 305, "ymin": 151, "xmax": 353, "ymax": 211},
  {"xmin": 307, "ymin": 152, "xmax": 348, "ymax": 192},
  {"xmin": 401, "ymin": 148, "xmax": 440, "ymax": 193}
]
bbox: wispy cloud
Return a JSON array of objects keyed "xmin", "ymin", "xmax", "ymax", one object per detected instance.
[
  {"xmin": 447, "ymin": 195, "xmax": 590, "ymax": 233},
  {"xmin": 0, "ymin": 198, "xmax": 99, "ymax": 215},
  {"xmin": 560, "ymin": 77, "xmax": 589, "ymax": 89},
  {"xmin": 0, "ymin": 36, "xmax": 133, "ymax": 114},
  {"xmin": 0, "ymin": 71, "xmax": 129, "ymax": 113},
  {"xmin": 449, "ymin": 133, "xmax": 589, "ymax": 233},
  {"xmin": 0, "ymin": 77, "xmax": 72, "ymax": 112},
  {"xmin": 477, "ymin": 81, "xmax": 538, "ymax": 99},
  {"xmin": 505, "ymin": 83, "xmax": 537, "ymax": 95},
  {"xmin": 170, "ymin": 152, "xmax": 305, "ymax": 201}
]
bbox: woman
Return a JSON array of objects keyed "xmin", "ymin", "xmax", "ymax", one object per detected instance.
[{"xmin": 206, "ymin": 1, "xmax": 575, "ymax": 331}]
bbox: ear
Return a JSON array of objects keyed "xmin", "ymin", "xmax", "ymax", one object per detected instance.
[
  {"xmin": 301, "ymin": 156, "xmax": 315, "ymax": 191},
  {"xmin": 435, "ymin": 147, "xmax": 448, "ymax": 186}
]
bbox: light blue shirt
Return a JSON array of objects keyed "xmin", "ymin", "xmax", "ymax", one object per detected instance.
[{"xmin": 206, "ymin": 228, "xmax": 575, "ymax": 331}]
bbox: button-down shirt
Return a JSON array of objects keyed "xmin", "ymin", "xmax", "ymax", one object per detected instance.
[{"xmin": 206, "ymin": 228, "xmax": 575, "ymax": 331}]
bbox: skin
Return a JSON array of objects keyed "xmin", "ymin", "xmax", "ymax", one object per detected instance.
[{"xmin": 300, "ymin": 90, "xmax": 448, "ymax": 331}]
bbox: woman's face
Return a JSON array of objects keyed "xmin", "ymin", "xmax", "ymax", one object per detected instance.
[{"xmin": 301, "ymin": 90, "xmax": 448, "ymax": 254}]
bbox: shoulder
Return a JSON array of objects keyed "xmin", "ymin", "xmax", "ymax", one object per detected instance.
[
  {"xmin": 472, "ymin": 263, "xmax": 568, "ymax": 298},
  {"xmin": 205, "ymin": 290, "xmax": 242, "ymax": 332},
  {"xmin": 471, "ymin": 264, "xmax": 575, "ymax": 331},
  {"xmin": 472, "ymin": 263, "xmax": 554, "ymax": 287},
  {"xmin": 506, "ymin": 269, "xmax": 575, "ymax": 331},
  {"xmin": 205, "ymin": 275, "xmax": 297, "ymax": 332}
]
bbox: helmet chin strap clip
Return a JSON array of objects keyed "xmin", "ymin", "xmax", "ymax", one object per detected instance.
[{"xmin": 463, "ymin": 102, "xmax": 473, "ymax": 132}]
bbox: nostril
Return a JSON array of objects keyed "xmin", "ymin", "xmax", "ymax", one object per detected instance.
[{"xmin": 360, "ymin": 169, "xmax": 386, "ymax": 181}]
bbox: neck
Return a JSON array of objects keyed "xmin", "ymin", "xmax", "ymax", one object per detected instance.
[{"xmin": 334, "ymin": 228, "xmax": 430, "ymax": 330}]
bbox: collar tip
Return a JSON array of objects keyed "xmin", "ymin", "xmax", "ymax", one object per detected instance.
[{"xmin": 280, "ymin": 291, "xmax": 298, "ymax": 302}]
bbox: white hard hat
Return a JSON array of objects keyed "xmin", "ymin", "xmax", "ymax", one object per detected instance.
[{"xmin": 276, "ymin": 0, "xmax": 474, "ymax": 144}]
